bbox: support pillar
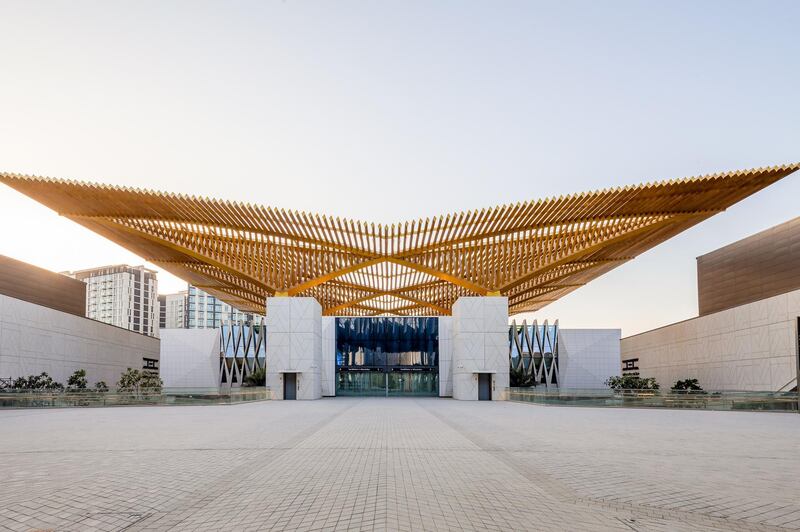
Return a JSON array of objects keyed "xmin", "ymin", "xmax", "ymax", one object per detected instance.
[
  {"xmin": 265, "ymin": 297, "xmax": 322, "ymax": 400},
  {"xmin": 451, "ymin": 296, "xmax": 509, "ymax": 400}
]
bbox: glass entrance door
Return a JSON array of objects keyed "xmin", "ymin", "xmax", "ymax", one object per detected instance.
[
  {"xmin": 337, "ymin": 369, "xmax": 439, "ymax": 396},
  {"xmin": 337, "ymin": 370, "xmax": 386, "ymax": 396},
  {"xmin": 387, "ymin": 370, "xmax": 439, "ymax": 396}
]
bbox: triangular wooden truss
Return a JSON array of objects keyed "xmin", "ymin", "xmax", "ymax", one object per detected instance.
[{"xmin": 1, "ymin": 163, "xmax": 797, "ymax": 316}]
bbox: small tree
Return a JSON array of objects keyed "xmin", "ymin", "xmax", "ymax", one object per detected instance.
[
  {"xmin": 117, "ymin": 368, "xmax": 142, "ymax": 394},
  {"xmin": 94, "ymin": 381, "xmax": 109, "ymax": 393},
  {"xmin": 67, "ymin": 369, "xmax": 88, "ymax": 391},
  {"xmin": 605, "ymin": 375, "xmax": 659, "ymax": 391},
  {"xmin": 117, "ymin": 368, "xmax": 163, "ymax": 397},
  {"xmin": 509, "ymin": 367, "xmax": 536, "ymax": 388},
  {"xmin": 672, "ymin": 378, "xmax": 703, "ymax": 392}
]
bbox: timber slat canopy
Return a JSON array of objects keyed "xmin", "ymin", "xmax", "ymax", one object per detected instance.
[{"xmin": 2, "ymin": 163, "xmax": 797, "ymax": 316}]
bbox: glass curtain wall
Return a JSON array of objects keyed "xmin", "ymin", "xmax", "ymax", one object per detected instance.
[{"xmin": 336, "ymin": 317, "xmax": 439, "ymax": 396}]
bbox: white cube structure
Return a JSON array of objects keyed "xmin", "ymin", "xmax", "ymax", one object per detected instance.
[
  {"xmin": 558, "ymin": 329, "xmax": 621, "ymax": 389},
  {"xmin": 451, "ymin": 296, "xmax": 509, "ymax": 400},
  {"xmin": 265, "ymin": 297, "xmax": 322, "ymax": 400},
  {"xmin": 159, "ymin": 329, "xmax": 220, "ymax": 389}
]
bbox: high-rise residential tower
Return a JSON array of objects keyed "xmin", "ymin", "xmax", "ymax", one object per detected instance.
[
  {"xmin": 158, "ymin": 290, "xmax": 188, "ymax": 329},
  {"xmin": 67, "ymin": 265, "xmax": 159, "ymax": 337},
  {"xmin": 186, "ymin": 285, "xmax": 264, "ymax": 329}
]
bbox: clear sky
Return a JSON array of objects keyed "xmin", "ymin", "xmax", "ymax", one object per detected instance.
[{"xmin": 1, "ymin": 1, "xmax": 798, "ymax": 336}]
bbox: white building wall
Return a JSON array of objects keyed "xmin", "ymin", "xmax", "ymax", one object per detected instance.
[
  {"xmin": 558, "ymin": 329, "xmax": 621, "ymax": 389},
  {"xmin": 0, "ymin": 293, "xmax": 159, "ymax": 386},
  {"xmin": 321, "ymin": 316, "xmax": 336, "ymax": 396},
  {"xmin": 621, "ymin": 289, "xmax": 800, "ymax": 391},
  {"xmin": 265, "ymin": 297, "xmax": 322, "ymax": 400},
  {"xmin": 159, "ymin": 329, "xmax": 220, "ymax": 389},
  {"xmin": 438, "ymin": 316, "xmax": 453, "ymax": 397},
  {"xmin": 451, "ymin": 296, "xmax": 509, "ymax": 400}
]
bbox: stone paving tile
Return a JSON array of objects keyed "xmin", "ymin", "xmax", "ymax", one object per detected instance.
[{"xmin": 0, "ymin": 399, "xmax": 798, "ymax": 531}]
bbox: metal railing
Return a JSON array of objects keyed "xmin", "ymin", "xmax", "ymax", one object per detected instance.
[
  {"xmin": 0, "ymin": 387, "xmax": 269, "ymax": 409},
  {"xmin": 506, "ymin": 387, "xmax": 799, "ymax": 412}
]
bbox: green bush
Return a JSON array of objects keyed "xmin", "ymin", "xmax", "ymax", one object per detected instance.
[
  {"xmin": 94, "ymin": 381, "xmax": 109, "ymax": 393},
  {"xmin": 67, "ymin": 369, "xmax": 88, "ymax": 391},
  {"xmin": 12, "ymin": 372, "xmax": 64, "ymax": 391},
  {"xmin": 509, "ymin": 367, "xmax": 536, "ymax": 388},
  {"xmin": 605, "ymin": 375, "xmax": 659, "ymax": 390},
  {"xmin": 243, "ymin": 367, "xmax": 266, "ymax": 387},
  {"xmin": 671, "ymin": 378, "xmax": 703, "ymax": 391},
  {"xmin": 140, "ymin": 372, "xmax": 163, "ymax": 394}
]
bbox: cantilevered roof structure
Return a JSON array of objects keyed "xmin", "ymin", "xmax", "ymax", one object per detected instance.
[{"xmin": 2, "ymin": 164, "xmax": 798, "ymax": 317}]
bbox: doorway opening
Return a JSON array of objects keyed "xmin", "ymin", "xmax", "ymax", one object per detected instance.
[
  {"xmin": 478, "ymin": 373, "xmax": 492, "ymax": 401},
  {"xmin": 283, "ymin": 372, "xmax": 297, "ymax": 400}
]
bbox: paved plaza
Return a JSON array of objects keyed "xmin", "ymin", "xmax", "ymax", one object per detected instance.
[{"xmin": 0, "ymin": 399, "xmax": 799, "ymax": 531}]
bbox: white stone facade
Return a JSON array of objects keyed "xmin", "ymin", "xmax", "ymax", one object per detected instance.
[
  {"xmin": 558, "ymin": 329, "xmax": 621, "ymax": 389},
  {"xmin": 321, "ymin": 316, "xmax": 336, "ymax": 397},
  {"xmin": 159, "ymin": 329, "xmax": 220, "ymax": 389},
  {"xmin": 266, "ymin": 299, "xmax": 619, "ymax": 398},
  {"xmin": 0, "ymin": 293, "xmax": 160, "ymax": 386},
  {"xmin": 451, "ymin": 296, "xmax": 509, "ymax": 400},
  {"xmin": 621, "ymin": 288, "xmax": 800, "ymax": 391},
  {"xmin": 265, "ymin": 297, "xmax": 322, "ymax": 400}
]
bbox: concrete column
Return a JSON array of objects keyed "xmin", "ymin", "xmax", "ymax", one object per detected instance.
[
  {"xmin": 451, "ymin": 296, "xmax": 509, "ymax": 400},
  {"xmin": 265, "ymin": 297, "xmax": 322, "ymax": 400}
]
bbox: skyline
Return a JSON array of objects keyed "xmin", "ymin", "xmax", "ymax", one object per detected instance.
[{"xmin": 1, "ymin": 1, "xmax": 799, "ymax": 335}]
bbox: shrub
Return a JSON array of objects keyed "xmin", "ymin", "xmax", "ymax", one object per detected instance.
[
  {"xmin": 139, "ymin": 372, "xmax": 163, "ymax": 394},
  {"xmin": 605, "ymin": 375, "xmax": 659, "ymax": 390},
  {"xmin": 672, "ymin": 378, "xmax": 703, "ymax": 391},
  {"xmin": 94, "ymin": 381, "xmax": 109, "ymax": 393},
  {"xmin": 117, "ymin": 368, "xmax": 163, "ymax": 397},
  {"xmin": 243, "ymin": 367, "xmax": 266, "ymax": 387},
  {"xmin": 67, "ymin": 369, "xmax": 88, "ymax": 391},
  {"xmin": 117, "ymin": 368, "xmax": 140, "ymax": 393},
  {"xmin": 509, "ymin": 367, "xmax": 536, "ymax": 388},
  {"xmin": 12, "ymin": 372, "xmax": 64, "ymax": 391}
]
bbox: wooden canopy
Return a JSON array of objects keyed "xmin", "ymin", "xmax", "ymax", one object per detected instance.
[{"xmin": 2, "ymin": 163, "xmax": 797, "ymax": 316}]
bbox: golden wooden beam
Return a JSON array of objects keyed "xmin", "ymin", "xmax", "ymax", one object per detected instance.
[
  {"xmin": 287, "ymin": 257, "xmax": 385, "ymax": 296},
  {"xmin": 385, "ymin": 257, "xmax": 490, "ymax": 295},
  {"xmin": 1, "ymin": 163, "xmax": 796, "ymax": 316}
]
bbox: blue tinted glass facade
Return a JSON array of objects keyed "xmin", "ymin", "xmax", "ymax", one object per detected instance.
[{"xmin": 336, "ymin": 317, "xmax": 439, "ymax": 396}]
